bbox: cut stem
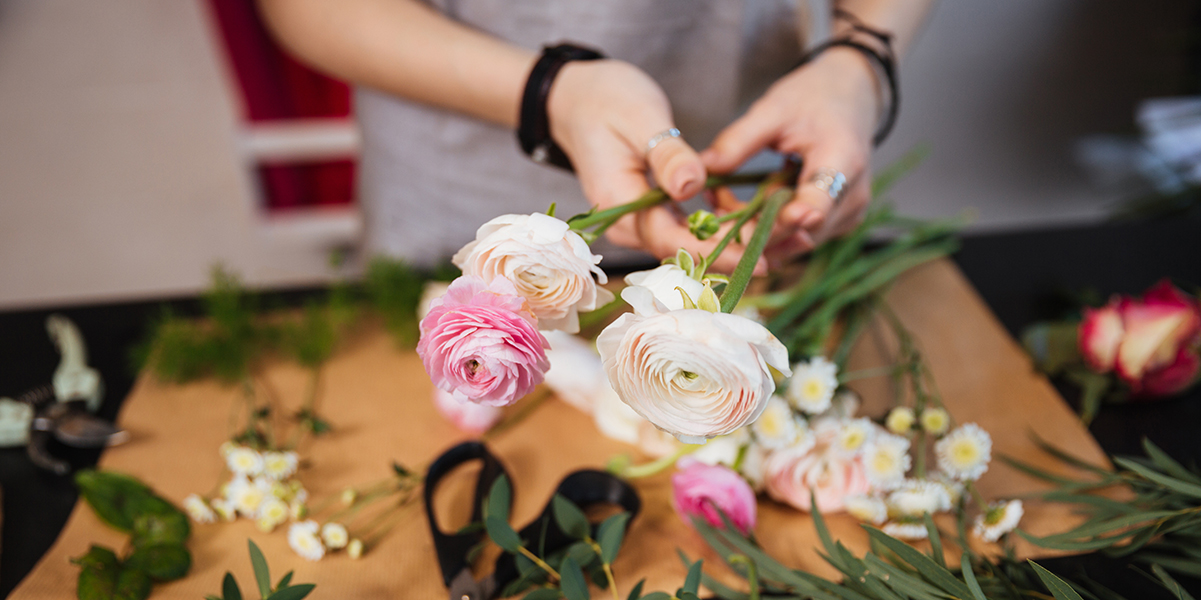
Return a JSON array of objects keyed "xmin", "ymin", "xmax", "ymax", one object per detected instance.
[{"xmin": 720, "ymin": 188, "xmax": 792, "ymax": 313}]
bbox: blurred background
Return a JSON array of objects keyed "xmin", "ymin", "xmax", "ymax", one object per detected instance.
[{"xmin": 0, "ymin": 0, "xmax": 1195, "ymax": 309}]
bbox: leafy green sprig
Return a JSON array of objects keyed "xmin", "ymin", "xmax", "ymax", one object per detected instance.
[
  {"xmin": 206, "ymin": 540, "xmax": 315, "ymax": 600},
  {"xmin": 73, "ymin": 471, "xmax": 192, "ymax": 600}
]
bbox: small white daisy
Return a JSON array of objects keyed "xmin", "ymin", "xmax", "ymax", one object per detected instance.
[
  {"xmin": 931, "ymin": 473, "xmax": 965, "ymax": 506},
  {"xmin": 738, "ymin": 442, "xmax": 769, "ymax": 491},
  {"xmin": 183, "ymin": 494, "xmax": 216, "ymax": 524},
  {"xmin": 886, "ymin": 407, "xmax": 915, "ymax": 434},
  {"xmin": 257, "ymin": 496, "xmax": 290, "ymax": 528},
  {"xmin": 862, "ymin": 433, "xmax": 911, "ymax": 490},
  {"xmin": 974, "ymin": 499, "xmax": 1023, "ymax": 542},
  {"xmin": 227, "ymin": 475, "xmax": 268, "ymax": 517},
  {"xmin": 322, "ymin": 522, "xmax": 349, "ymax": 549},
  {"xmin": 832, "ymin": 418, "xmax": 875, "ymax": 456},
  {"xmin": 210, "ymin": 498, "xmax": 236, "ymax": 522},
  {"xmin": 288, "ymin": 520, "xmax": 326, "ymax": 561},
  {"xmin": 786, "ymin": 357, "xmax": 838, "ymax": 414},
  {"xmin": 886, "ymin": 480, "xmax": 952, "ymax": 518},
  {"xmin": 845, "ymin": 494, "xmax": 888, "ymax": 525},
  {"xmin": 226, "ymin": 446, "xmax": 264, "ymax": 476},
  {"xmin": 935, "ymin": 423, "xmax": 992, "ymax": 481},
  {"xmin": 752, "ymin": 397, "xmax": 802, "ymax": 449},
  {"xmin": 882, "ymin": 521, "xmax": 929, "ymax": 540},
  {"xmin": 689, "ymin": 433, "xmax": 743, "ymax": 468},
  {"xmin": 347, "ymin": 538, "xmax": 364, "ymax": 560},
  {"xmin": 341, "ymin": 488, "xmax": 358, "ymax": 506},
  {"xmin": 219, "ymin": 441, "xmax": 238, "ymax": 457},
  {"xmin": 290, "ymin": 500, "xmax": 308, "ymax": 521},
  {"xmin": 262, "ymin": 451, "xmax": 299, "ymax": 481},
  {"xmin": 920, "ymin": 407, "xmax": 950, "ymax": 435},
  {"xmin": 825, "ymin": 390, "xmax": 861, "ymax": 420}
]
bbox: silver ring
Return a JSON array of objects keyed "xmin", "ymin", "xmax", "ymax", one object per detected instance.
[
  {"xmin": 645, "ymin": 128, "xmax": 681, "ymax": 155},
  {"xmin": 810, "ymin": 168, "xmax": 847, "ymax": 202}
]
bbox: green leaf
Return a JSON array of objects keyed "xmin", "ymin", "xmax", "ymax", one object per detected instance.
[
  {"xmin": 486, "ymin": 515, "xmax": 523, "ymax": 553},
  {"xmin": 681, "ymin": 559, "xmax": 703, "ymax": 595},
  {"xmin": 223, "ymin": 572, "xmax": 244, "ymax": 600},
  {"xmin": 75, "ymin": 545, "xmax": 120, "ymax": 600},
  {"xmin": 551, "ymin": 495, "xmax": 591, "ymax": 540},
  {"xmin": 697, "ymin": 284, "xmax": 722, "ymax": 313},
  {"xmin": 486, "ymin": 475, "xmax": 512, "ymax": 522},
  {"xmin": 676, "ymin": 249, "xmax": 696, "ymax": 276},
  {"xmin": 1029, "ymin": 561, "xmax": 1085, "ymax": 600},
  {"xmin": 248, "ymin": 539, "xmax": 271, "ymax": 598},
  {"xmin": 559, "ymin": 557, "xmax": 590, "ymax": 600},
  {"xmin": 75, "ymin": 470, "xmax": 154, "ymax": 533},
  {"xmin": 960, "ymin": 554, "xmax": 987, "ymax": 600},
  {"xmin": 124, "ymin": 542, "xmax": 191, "ymax": 581},
  {"xmin": 863, "ymin": 526, "xmax": 974, "ymax": 599},
  {"xmin": 626, "ymin": 579, "xmax": 646, "ymax": 600},
  {"xmin": 1151, "ymin": 564, "xmax": 1197, "ymax": 600},
  {"xmin": 1143, "ymin": 438, "xmax": 1201, "ymax": 484},
  {"xmin": 114, "ymin": 567, "xmax": 152, "ymax": 600},
  {"xmin": 922, "ymin": 513, "xmax": 945, "ymax": 568},
  {"xmin": 638, "ymin": 593, "xmax": 673, "ymax": 600},
  {"xmin": 276, "ymin": 571, "xmax": 294, "ymax": 591},
  {"xmin": 523, "ymin": 589, "xmax": 562, "ymax": 600},
  {"xmin": 565, "ymin": 541, "xmax": 598, "ymax": 569},
  {"xmin": 131, "ymin": 509, "xmax": 190, "ymax": 548},
  {"xmin": 1135, "ymin": 553, "xmax": 1201, "ymax": 578},
  {"xmin": 266, "ymin": 584, "xmax": 316, "ymax": 600},
  {"xmin": 597, "ymin": 512, "xmax": 631, "ymax": 564}
]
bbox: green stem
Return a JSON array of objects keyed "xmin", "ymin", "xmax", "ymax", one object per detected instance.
[
  {"xmin": 587, "ymin": 540, "xmax": 621, "ymax": 600},
  {"xmin": 618, "ymin": 444, "xmax": 703, "ymax": 479},
  {"xmin": 720, "ymin": 188, "xmax": 791, "ymax": 313},
  {"xmin": 286, "ymin": 367, "xmax": 321, "ymax": 450},
  {"xmin": 967, "ymin": 482, "xmax": 990, "ymax": 512},
  {"xmin": 915, "ymin": 429, "xmax": 927, "ymax": 479},
  {"xmin": 518, "ymin": 546, "xmax": 561, "ymax": 582},
  {"xmin": 566, "ymin": 171, "xmax": 776, "ymax": 234},
  {"xmin": 729, "ymin": 555, "xmax": 760, "ymax": 600}
]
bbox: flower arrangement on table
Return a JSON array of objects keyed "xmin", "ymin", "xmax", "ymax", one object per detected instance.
[{"xmin": 414, "ymin": 160, "xmax": 1023, "ymax": 550}]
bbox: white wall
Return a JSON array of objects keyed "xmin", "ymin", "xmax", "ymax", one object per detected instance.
[{"xmin": 0, "ymin": 0, "xmax": 1192, "ymax": 309}]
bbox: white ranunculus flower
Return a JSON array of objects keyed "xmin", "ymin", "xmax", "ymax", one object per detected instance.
[
  {"xmin": 596, "ymin": 286, "xmax": 791, "ymax": 444},
  {"xmin": 542, "ymin": 330, "xmax": 608, "ymax": 413},
  {"xmin": 624, "ymin": 264, "xmax": 705, "ymax": 311},
  {"xmin": 452, "ymin": 213, "xmax": 614, "ymax": 333}
]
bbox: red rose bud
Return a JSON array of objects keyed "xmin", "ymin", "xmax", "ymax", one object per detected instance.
[{"xmin": 1079, "ymin": 302, "xmax": 1123, "ymax": 373}]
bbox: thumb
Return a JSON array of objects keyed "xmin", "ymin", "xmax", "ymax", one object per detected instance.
[{"xmin": 645, "ymin": 132, "xmax": 706, "ymax": 200}]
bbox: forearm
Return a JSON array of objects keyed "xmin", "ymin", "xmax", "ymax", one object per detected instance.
[
  {"xmin": 834, "ymin": 0, "xmax": 937, "ymax": 59},
  {"xmin": 256, "ymin": 0, "xmax": 536, "ymax": 128}
]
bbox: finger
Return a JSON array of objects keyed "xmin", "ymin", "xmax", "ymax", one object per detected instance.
[
  {"xmin": 813, "ymin": 176, "xmax": 871, "ymax": 244},
  {"xmin": 573, "ymin": 134, "xmax": 654, "ymax": 248},
  {"xmin": 788, "ymin": 138, "xmax": 867, "ymax": 232},
  {"xmin": 645, "ymin": 134, "xmax": 706, "ymax": 200},
  {"xmin": 636, "ymin": 207, "xmax": 765, "ymax": 276},
  {"xmin": 707, "ymin": 187, "xmax": 744, "ymax": 214},
  {"xmin": 699, "ymin": 103, "xmax": 780, "ymax": 174}
]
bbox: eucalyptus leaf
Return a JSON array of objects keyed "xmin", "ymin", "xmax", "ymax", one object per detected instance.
[
  {"xmin": 249, "ymin": 540, "xmax": 271, "ymax": 598},
  {"xmin": 597, "ymin": 512, "xmax": 631, "ymax": 564},
  {"xmin": 1150, "ymin": 564, "xmax": 1196, "ymax": 600},
  {"xmin": 626, "ymin": 579, "xmax": 646, "ymax": 600},
  {"xmin": 486, "ymin": 475, "xmax": 512, "ymax": 522},
  {"xmin": 276, "ymin": 571, "xmax": 294, "ymax": 591},
  {"xmin": 559, "ymin": 557, "xmax": 590, "ymax": 600},
  {"xmin": 551, "ymin": 494, "xmax": 591, "ymax": 540},
  {"xmin": 266, "ymin": 584, "xmax": 316, "ymax": 600},
  {"xmin": 638, "ymin": 593, "xmax": 673, "ymax": 600},
  {"xmin": 681, "ymin": 559, "xmax": 703, "ymax": 595},
  {"xmin": 486, "ymin": 515, "xmax": 523, "ymax": 553},
  {"xmin": 223, "ymin": 572, "xmax": 244, "ymax": 600}
]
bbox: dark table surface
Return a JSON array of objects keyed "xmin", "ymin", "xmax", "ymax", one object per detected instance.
[{"xmin": 2, "ymin": 217, "xmax": 1200, "ymax": 598}]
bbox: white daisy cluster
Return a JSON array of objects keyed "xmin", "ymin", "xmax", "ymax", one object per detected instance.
[
  {"xmin": 184, "ymin": 444, "xmax": 308, "ymax": 533},
  {"xmin": 682, "ymin": 356, "xmax": 1016, "ymax": 543},
  {"xmin": 286, "ymin": 520, "xmax": 363, "ymax": 562}
]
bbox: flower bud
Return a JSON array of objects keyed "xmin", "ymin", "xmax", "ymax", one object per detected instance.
[{"xmin": 687, "ymin": 210, "xmax": 721, "ymax": 241}]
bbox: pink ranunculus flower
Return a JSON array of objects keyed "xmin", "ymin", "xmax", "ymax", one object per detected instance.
[
  {"xmin": 671, "ymin": 458, "xmax": 757, "ymax": 534},
  {"xmin": 432, "ymin": 388, "xmax": 503, "ymax": 435},
  {"xmin": 417, "ymin": 275, "xmax": 550, "ymax": 407},
  {"xmin": 452, "ymin": 213, "xmax": 614, "ymax": 334},
  {"xmin": 1080, "ymin": 280, "xmax": 1201, "ymax": 396},
  {"xmin": 764, "ymin": 423, "xmax": 872, "ymax": 513},
  {"xmin": 596, "ymin": 286, "xmax": 791, "ymax": 444}
]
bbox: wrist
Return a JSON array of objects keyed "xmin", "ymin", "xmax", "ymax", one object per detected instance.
[{"xmin": 516, "ymin": 43, "xmax": 605, "ymax": 171}]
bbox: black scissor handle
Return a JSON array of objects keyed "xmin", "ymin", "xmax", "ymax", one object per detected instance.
[{"xmin": 424, "ymin": 441, "xmax": 511, "ymax": 587}]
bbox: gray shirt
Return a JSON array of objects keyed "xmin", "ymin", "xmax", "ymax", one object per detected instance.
[{"xmin": 357, "ymin": 0, "xmax": 826, "ymax": 267}]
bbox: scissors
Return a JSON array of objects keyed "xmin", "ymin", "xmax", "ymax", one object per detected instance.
[{"xmin": 424, "ymin": 441, "xmax": 641, "ymax": 600}]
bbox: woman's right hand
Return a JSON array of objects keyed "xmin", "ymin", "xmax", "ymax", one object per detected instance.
[{"xmin": 547, "ymin": 59, "xmax": 764, "ymax": 274}]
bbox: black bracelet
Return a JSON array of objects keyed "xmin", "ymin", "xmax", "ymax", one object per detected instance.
[
  {"xmin": 795, "ymin": 33, "xmax": 899, "ymax": 146},
  {"xmin": 517, "ymin": 43, "xmax": 605, "ymax": 172}
]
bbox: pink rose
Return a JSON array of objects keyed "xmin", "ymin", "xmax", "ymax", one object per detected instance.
[
  {"xmin": 417, "ymin": 276, "xmax": 550, "ymax": 406},
  {"xmin": 1079, "ymin": 280, "xmax": 1201, "ymax": 396},
  {"xmin": 671, "ymin": 458, "xmax": 757, "ymax": 534},
  {"xmin": 764, "ymin": 427, "xmax": 872, "ymax": 512},
  {"xmin": 432, "ymin": 388, "xmax": 503, "ymax": 434}
]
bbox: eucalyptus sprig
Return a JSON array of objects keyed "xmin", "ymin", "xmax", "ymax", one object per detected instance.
[{"xmin": 206, "ymin": 540, "xmax": 315, "ymax": 600}]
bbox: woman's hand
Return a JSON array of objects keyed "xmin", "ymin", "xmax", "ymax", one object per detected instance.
[
  {"xmin": 548, "ymin": 59, "xmax": 764, "ymax": 274},
  {"xmin": 701, "ymin": 48, "xmax": 882, "ymax": 264}
]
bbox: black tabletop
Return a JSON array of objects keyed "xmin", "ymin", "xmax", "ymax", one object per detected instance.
[{"xmin": 2, "ymin": 218, "xmax": 1200, "ymax": 598}]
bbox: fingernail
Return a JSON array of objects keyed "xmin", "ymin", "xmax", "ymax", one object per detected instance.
[{"xmin": 673, "ymin": 171, "xmax": 702, "ymax": 198}]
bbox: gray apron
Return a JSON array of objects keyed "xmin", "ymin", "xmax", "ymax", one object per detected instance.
[{"xmin": 357, "ymin": 0, "xmax": 827, "ymax": 267}]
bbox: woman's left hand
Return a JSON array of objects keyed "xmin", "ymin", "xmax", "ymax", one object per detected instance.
[{"xmin": 700, "ymin": 47, "xmax": 881, "ymax": 264}]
